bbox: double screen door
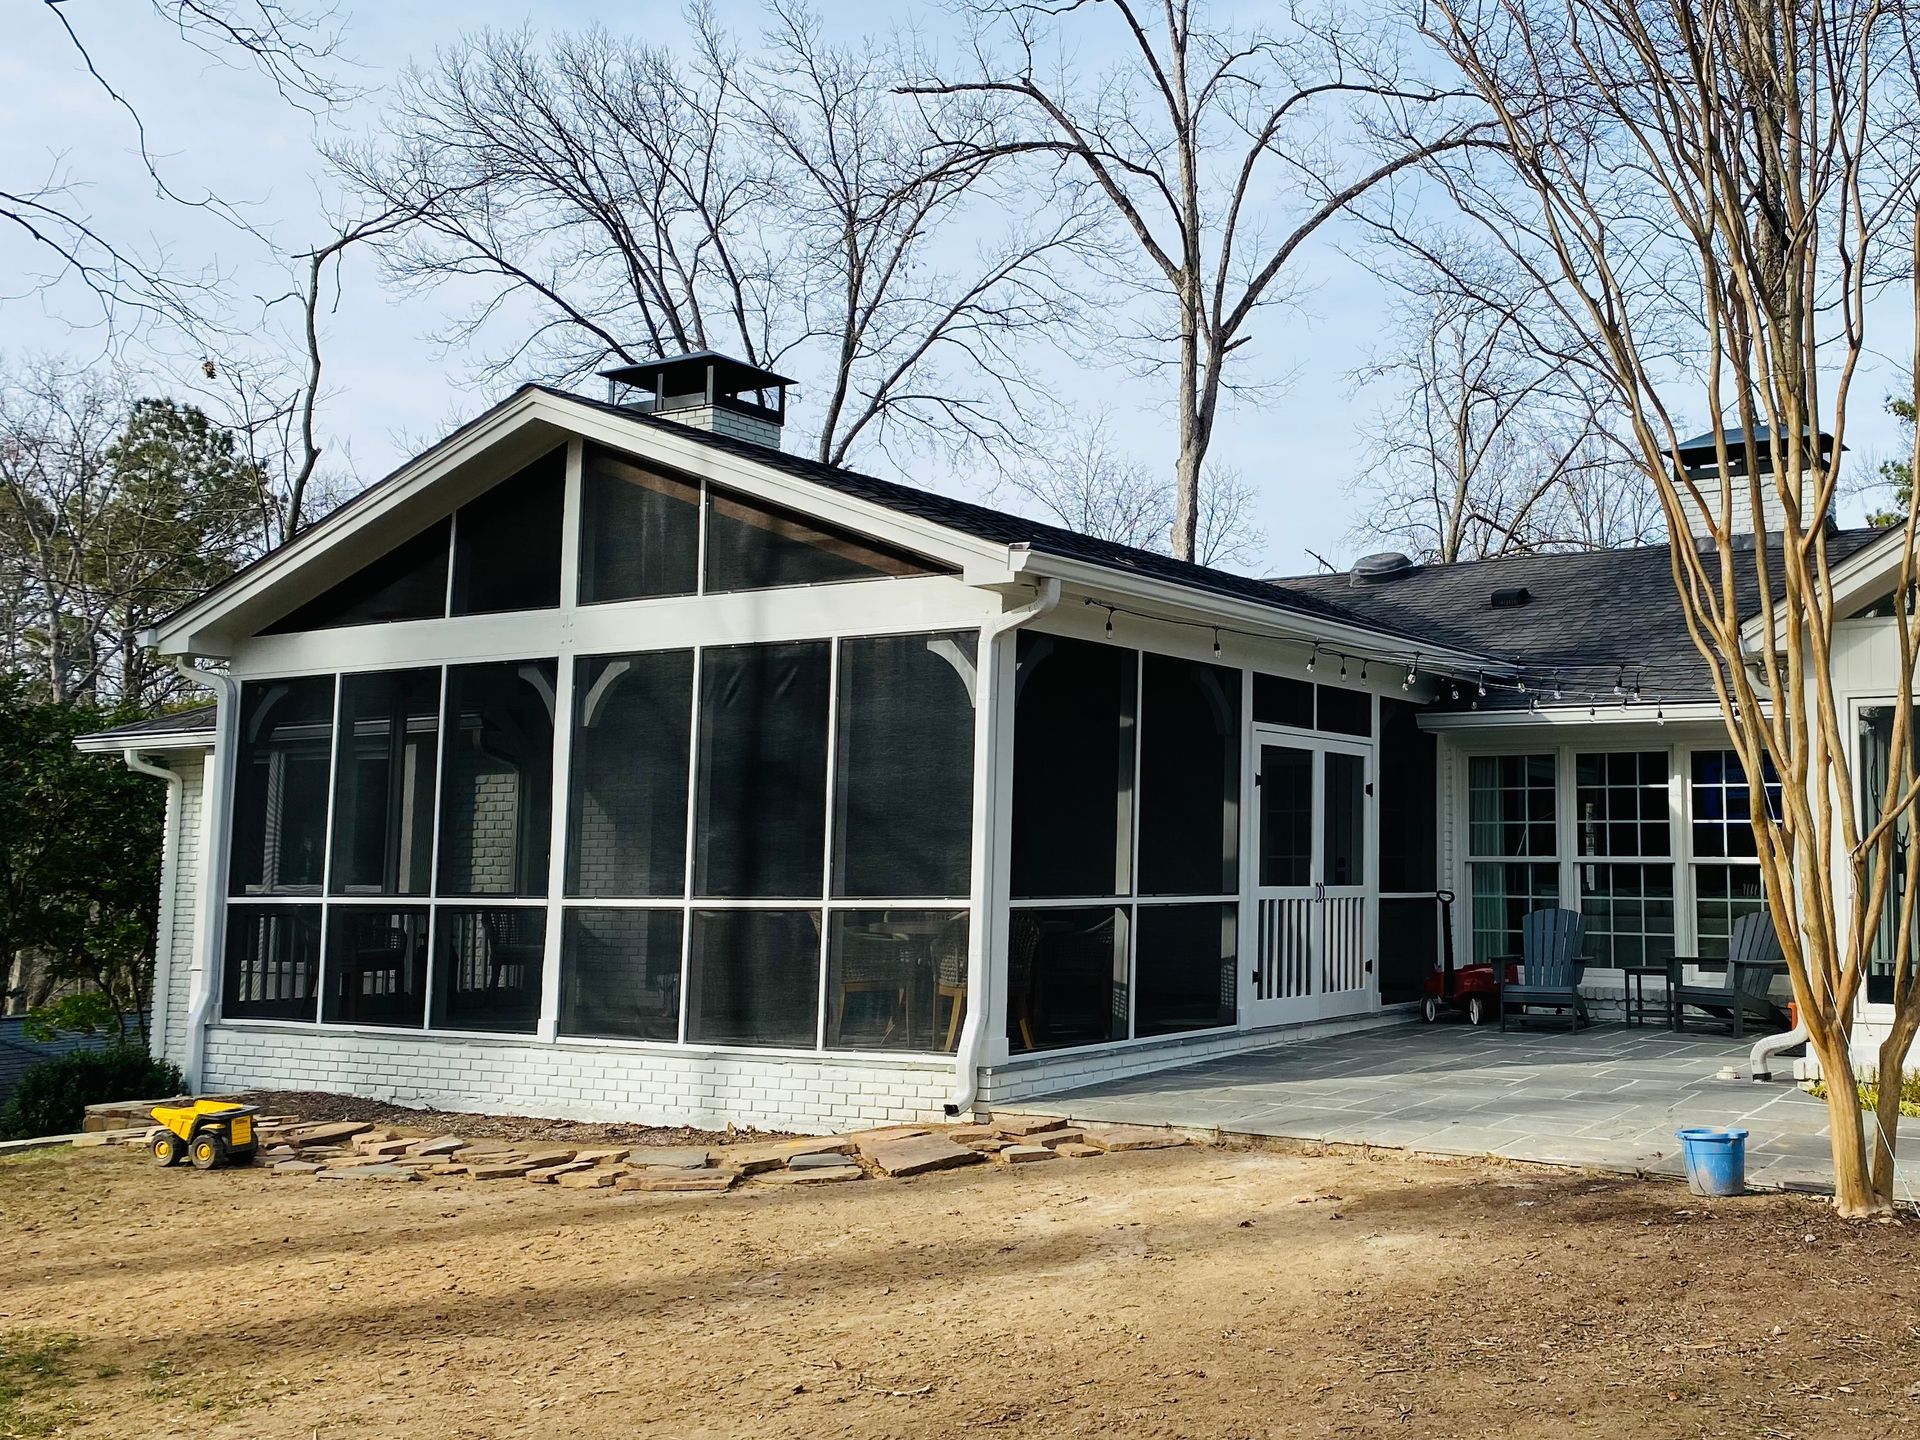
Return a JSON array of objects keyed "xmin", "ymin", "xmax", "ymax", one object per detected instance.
[{"xmin": 1249, "ymin": 731, "xmax": 1375, "ymax": 1025}]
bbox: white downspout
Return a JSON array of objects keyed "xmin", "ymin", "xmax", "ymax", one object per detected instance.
[
  {"xmin": 120, "ymin": 749, "xmax": 183, "ymax": 1060},
  {"xmin": 174, "ymin": 659, "xmax": 236, "ymax": 1092},
  {"xmin": 949, "ymin": 577, "xmax": 1062, "ymax": 1117},
  {"xmin": 1750, "ymin": 1020, "xmax": 1808, "ymax": 1082}
]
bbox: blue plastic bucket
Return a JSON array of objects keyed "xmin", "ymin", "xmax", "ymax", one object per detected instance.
[{"xmin": 1676, "ymin": 1126, "xmax": 1749, "ymax": 1196}]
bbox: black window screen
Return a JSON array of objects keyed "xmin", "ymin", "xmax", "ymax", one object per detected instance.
[
  {"xmin": 1258, "ymin": 744, "xmax": 1313, "ymax": 886},
  {"xmin": 833, "ymin": 631, "xmax": 977, "ymax": 899},
  {"xmin": 330, "ymin": 668, "xmax": 440, "ymax": 896},
  {"xmin": 230, "ymin": 676, "xmax": 336, "ymax": 895},
  {"xmin": 451, "ymin": 448, "xmax": 564, "ymax": 615},
  {"xmin": 262, "ymin": 518, "xmax": 450, "ymax": 634},
  {"xmin": 1138, "ymin": 655, "xmax": 1240, "ymax": 895},
  {"xmin": 324, "ymin": 906, "xmax": 428, "ymax": 1027},
  {"xmin": 1010, "ymin": 633, "xmax": 1136, "ymax": 899},
  {"xmin": 1007, "ymin": 905, "xmax": 1127, "ymax": 1053},
  {"xmin": 1316, "ymin": 685, "xmax": 1372, "ymax": 737},
  {"xmin": 686, "ymin": 908, "xmax": 821, "ymax": 1047},
  {"xmin": 560, "ymin": 908, "xmax": 684, "ymax": 1041},
  {"xmin": 578, "ymin": 445, "xmax": 700, "ymax": 602},
  {"xmin": 1378, "ymin": 698, "xmax": 1436, "ymax": 892},
  {"xmin": 693, "ymin": 641, "xmax": 830, "ymax": 898},
  {"xmin": 703, "ymin": 486, "xmax": 937, "ymax": 592},
  {"xmin": 222, "ymin": 904, "xmax": 320, "ymax": 1020},
  {"xmin": 566, "ymin": 651, "xmax": 693, "ymax": 897},
  {"xmin": 826, "ymin": 910, "xmax": 969, "ymax": 1052},
  {"xmin": 1253, "ymin": 672, "xmax": 1313, "ymax": 727},
  {"xmin": 438, "ymin": 660, "xmax": 557, "ymax": 897},
  {"xmin": 1134, "ymin": 902, "xmax": 1236, "ymax": 1037},
  {"xmin": 433, "ymin": 906, "xmax": 544, "ymax": 1033}
]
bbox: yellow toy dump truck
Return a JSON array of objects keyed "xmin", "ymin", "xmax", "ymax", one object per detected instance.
[{"xmin": 148, "ymin": 1100, "xmax": 260, "ymax": 1170}]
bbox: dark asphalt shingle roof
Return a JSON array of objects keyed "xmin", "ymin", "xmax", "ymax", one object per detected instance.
[
  {"xmin": 80, "ymin": 705, "xmax": 217, "ymax": 742},
  {"xmin": 1276, "ymin": 531, "xmax": 1889, "ymax": 705}
]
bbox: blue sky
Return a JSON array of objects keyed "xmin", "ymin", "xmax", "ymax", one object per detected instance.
[{"xmin": 1, "ymin": 2, "xmax": 1905, "ymax": 575}]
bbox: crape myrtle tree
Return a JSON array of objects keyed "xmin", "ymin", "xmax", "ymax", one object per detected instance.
[{"xmin": 1422, "ymin": 0, "xmax": 1920, "ymax": 1214}]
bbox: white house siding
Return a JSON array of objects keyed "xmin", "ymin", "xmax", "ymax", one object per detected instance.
[
  {"xmin": 198, "ymin": 1024, "xmax": 954, "ymax": 1132},
  {"xmin": 155, "ymin": 752, "xmax": 207, "ymax": 1071}
]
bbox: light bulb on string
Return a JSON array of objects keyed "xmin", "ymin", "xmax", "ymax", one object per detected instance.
[
  {"xmin": 1306, "ymin": 649, "xmax": 1316, "ymax": 674},
  {"xmin": 1359, "ymin": 659, "xmax": 1369, "ymax": 682},
  {"xmin": 1104, "ymin": 607, "xmax": 1114, "ymax": 637},
  {"xmin": 1476, "ymin": 672, "xmax": 1487, "ymax": 698},
  {"xmin": 1212, "ymin": 628, "xmax": 1221, "ymax": 658},
  {"xmin": 1403, "ymin": 657, "xmax": 1418, "ymax": 690},
  {"xmin": 1339, "ymin": 655, "xmax": 1348, "ymax": 680}
]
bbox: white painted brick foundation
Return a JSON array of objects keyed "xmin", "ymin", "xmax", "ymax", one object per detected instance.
[{"xmin": 201, "ymin": 1024, "xmax": 956, "ymax": 1133}]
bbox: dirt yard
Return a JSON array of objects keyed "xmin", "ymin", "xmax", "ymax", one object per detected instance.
[{"xmin": 2, "ymin": 1137, "xmax": 1917, "ymax": 1439}]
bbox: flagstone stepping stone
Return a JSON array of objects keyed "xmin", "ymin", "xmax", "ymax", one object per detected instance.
[
  {"xmin": 527, "ymin": 1160, "xmax": 594, "ymax": 1183},
  {"xmin": 407, "ymin": 1136, "xmax": 467, "ymax": 1157},
  {"xmin": 849, "ymin": 1126, "xmax": 933, "ymax": 1160},
  {"xmin": 1034, "ymin": 1129, "xmax": 1086, "ymax": 1149},
  {"xmin": 787, "ymin": 1151, "xmax": 861, "ymax": 1172},
  {"xmin": 993, "ymin": 1144, "xmax": 1060, "ymax": 1165},
  {"xmin": 1052, "ymin": 1143, "xmax": 1103, "ymax": 1159},
  {"xmin": 1079, "ymin": 1125, "xmax": 1188, "ymax": 1152},
  {"xmin": 720, "ymin": 1137, "xmax": 852, "ymax": 1174},
  {"xmin": 572, "ymin": 1147, "xmax": 631, "ymax": 1164},
  {"xmin": 555, "ymin": 1167, "xmax": 617, "ymax": 1189},
  {"xmin": 271, "ymin": 1160, "xmax": 323, "ymax": 1175},
  {"xmin": 519, "ymin": 1149, "xmax": 578, "ymax": 1168},
  {"xmin": 990, "ymin": 1115, "xmax": 1070, "ymax": 1138},
  {"xmin": 617, "ymin": 1169, "xmax": 737, "ymax": 1193},
  {"xmin": 288, "ymin": 1122, "xmax": 373, "ymax": 1145},
  {"xmin": 758, "ymin": 1165, "xmax": 862, "ymax": 1185},
  {"xmin": 950, "ymin": 1125, "xmax": 1000, "ymax": 1143},
  {"xmin": 626, "ymin": 1147, "xmax": 710, "ymax": 1170},
  {"xmin": 316, "ymin": 1163, "xmax": 416, "ymax": 1182},
  {"xmin": 467, "ymin": 1161, "xmax": 538, "ymax": 1180},
  {"xmin": 868, "ymin": 1134, "xmax": 982, "ymax": 1177}
]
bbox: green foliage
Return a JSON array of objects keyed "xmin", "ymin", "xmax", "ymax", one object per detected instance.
[
  {"xmin": 0, "ymin": 1329, "xmax": 79, "ymax": 1439},
  {"xmin": 0, "ymin": 1046, "xmax": 183, "ymax": 1141},
  {"xmin": 1868, "ymin": 392, "xmax": 1915, "ymax": 528},
  {"xmin": 1808, "ymin": 1069, "xmax": 1920, "ymax": 1119},
  {"xmin": 0, "ymin": 681, "xmax": 166, "ymax": 1039},
  {"xmin": 21, "ymin": 992, "xmax": 122, "ymax": 1043}
]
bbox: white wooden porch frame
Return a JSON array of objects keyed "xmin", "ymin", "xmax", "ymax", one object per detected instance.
[{"xmin": 164, "ymin": 392, "xmax": 1516, "ymax": 1102}]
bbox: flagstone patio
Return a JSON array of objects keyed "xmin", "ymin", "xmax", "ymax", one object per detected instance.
[{"xmin": 1008, "ymin": 1021, "xmax": 1917, "ymax": 1201}]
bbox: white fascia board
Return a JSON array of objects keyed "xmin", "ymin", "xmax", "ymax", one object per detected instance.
[
  {"xmin": 1738, "ymin": 526, "xmax": 1910, "ymax": 652},
  {"xmin": 149, "ymin": 388, "xmax": 1018, "ymax": 659},
  {"xmin": 73, "ymin": 729, "xmax": 216, "ymax": 754},
  {"xmin": 1419, "ymin": 700, "xmax": 1743, "ymax": 732},
  {"xmin": 1005, "ymin": 549, "xmax": 1506, "ymax": 675}
]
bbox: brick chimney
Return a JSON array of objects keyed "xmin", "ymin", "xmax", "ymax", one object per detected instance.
[
  {"xmin": 600, "ymin": 352, "xmax": 793, "ymax": 450},
  {"xmin": 1672, "ymin": 425, "xmax": 1837, "ymax": 546}
]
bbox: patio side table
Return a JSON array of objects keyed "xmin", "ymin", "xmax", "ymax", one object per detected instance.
[{"xmin": 1622, "ymin": 964, "xmax": 1666, "ymax": 1027}]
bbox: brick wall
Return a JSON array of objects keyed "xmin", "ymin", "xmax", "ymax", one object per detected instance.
[{"xmin": 200, "ymin": 1024, "xmax": 956, "ymax": 1133}]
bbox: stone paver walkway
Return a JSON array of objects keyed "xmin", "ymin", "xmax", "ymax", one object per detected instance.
[{"xmin": 1011, "ymin": 1022, "xmax": 1917, "ymax": 1199}]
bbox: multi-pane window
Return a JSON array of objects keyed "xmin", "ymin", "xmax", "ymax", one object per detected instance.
[
  {"xmin": 1690, "ymin": 749, "xmax": 1779, "ymax": 960},
  {"xmin": 1575, "ymin": 751, "xmax": 1674, "ymax": 966},
  {"xmin": 1008, "ymin": 636, "xmax": 1240, "ymax": 1053},
  {"xmin": 1466, "ymin": 754, "xmax": 1557, "ymax": 962}
]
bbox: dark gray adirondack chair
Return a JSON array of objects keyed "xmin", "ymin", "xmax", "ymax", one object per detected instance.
[
  {"xmin": 1667, "ymin": 911, "xmax": 1789, "ymax": 1037},
  {"xmin": 1496, "ymin": 907, "xmax": 1589, "ymax": 1031}
]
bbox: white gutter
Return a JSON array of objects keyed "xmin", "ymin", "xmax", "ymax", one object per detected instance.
[
  {"xmin": 1004, "ymin": 547, "xmax": 1505, "ymax": 677},
  {"xmin": 173, "ymin": 659, "xmax": 237, "ymax": 1092},
  {"xmin": 949, "ymin": 577, "xmax": 1062, "ymax": 1116},
  {"xmin": 1419, "ymin": 701, "xmax": 1742, "ymax": 731},
  {"xmin": 120, "ymin": 749, "xmax": 183, "ymax": 1060}
]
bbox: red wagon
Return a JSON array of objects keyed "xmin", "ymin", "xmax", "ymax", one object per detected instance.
[{"xmin": 1419, "ymin": 890, "xmax": 1516, "ymax": 1026}]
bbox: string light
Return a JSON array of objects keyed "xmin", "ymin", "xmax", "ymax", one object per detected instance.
[
  {"xmin": 1404, "ymin": 656, "xmax": 1418, "ymax": 690},
  {"xmin": 1359, "ymin": 659, "xmax": 1369, "ymax": 681},
  {"xmin": 1339, "ymin": 656, "xmax": 1349, "ymax": 680},
  {"xmin": 1306, "ymin": 648, "xmax": 1317, "ymax": 674},
  {"xmin": 1211, "ymin": 627, "xmax": 1221, "ymax": 658},
  {"xmin": 1104, "ymin": 606, "xmax": 1114, "ymax": 637}
]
